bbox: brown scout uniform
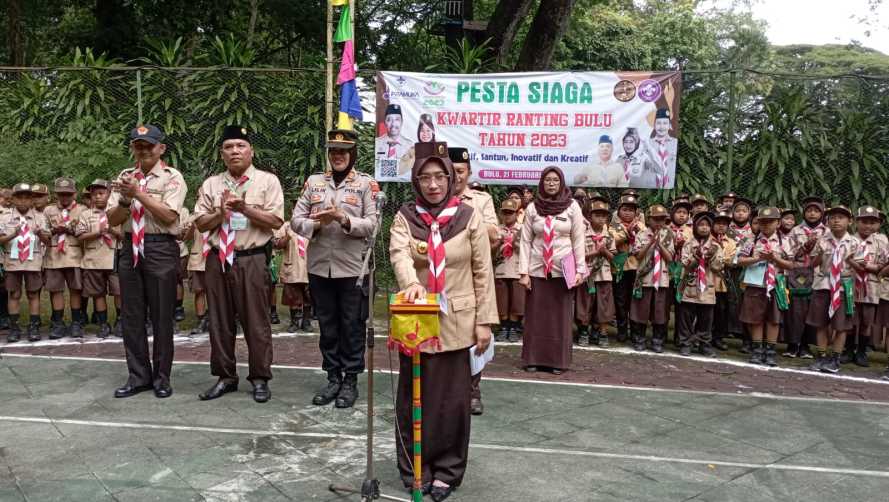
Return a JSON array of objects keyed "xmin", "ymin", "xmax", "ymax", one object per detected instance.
[
  {"xmin": 43, "ymin": 179, "xmax": 86, "ymax": 293},
  {"xmin": 494, "ymin": 201, "xmax": 524, "ymax": 321},
  {"xmin": 677, "ymin": 233, "xmax": 725, "ymax": 349},
  {"xmin": 737, "ymin": 225, "xmax": 792, "ymax": 326},
  {"xmin": 629, "ymin": 222, "xmax": 675, "ymax": 326},
  {"xmin": 280, "ymin": 225, "xmax": 310, "ymax": 308},
  {"xmin": 2, "ymin": 206, "xmax": 49, "ymax": 293},
  {"xmin": 580, "ymin": 211, "xmax": 618, "ymax": 326},
  {"xmin": 76, "ymin": 207, "xmax": 121, "ymax": 297},
  {"xmin": 806, "ymin": 224, "xmax": 861, "ymax": 332},
  {"xmin": 195, "ymin": 164, "xmax": 284, "ymax": 384}
]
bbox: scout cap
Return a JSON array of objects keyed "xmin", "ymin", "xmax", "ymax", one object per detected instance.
[
  {"xmin": 500, "ymin": 199, "xmax": 519, "ymax": 212},
  {"xmin": 385, "ymin": 103, "xmax": 402, "ymax": 116},
  {"xmin": 755, "ymin": 206, "xmax": 781, "ymax": 221},
  {"xmin": 780, "ymin": 208, "xmax": 797, "ymax": 217},
  {"xmin": 53, "ymin": 177, "xmax": 77, "ymax": 194},
  {"xmin": 11, "ymin": 183, "xmax": 33, "ymax": 196},
  {"xmin": 573, "ymin": 188, "xmax": 588, "ymax": 199},
  {"xmin": 714, "ymin": 209, "xmax": 732, "ymax": 222},
  {"xmin": 588, "ymin": 191, "xmax": 608, "ymax": 204},
  {"xmin": 718, "ymin": 191, "xmax": 738, "ymax": 202},
  {"xmin": 732, "ymin": 197, "xmax": 754, "ymax": 211},
  {"xmin": 693, "ymin": 211, "xmax": 715, "ymax": 225},
  {"xmin": 648, "ymin": 204, "xmax": 669, "ymax": 219},
  {"xmin": 129, "ymin": 124, "xmax": 165, "ymax": 144},
  {"xmin": 221, "ymin": 125, "xmax": 251, "ymax": 145},
  {"xmin": 87, "ymin": 179, "xmax": 111, "ymax": 191},
  {"xmin": 31, "ymin": 183, "xmax": 49, "ymax": 195},
  {"xmin": 655, "ymin": 108, "xmax": 671, "ymax": 120},
  {"xmin": 620, "ymin": 188, "xmax": 639, "ymax": 197},
  {"xmin": 448, "ymin": 147, "xmax": 470, "ymax": 165},
  {"xmin": 590, "ymin": 200, "xmax": 610, "ymax": 214},
  {"xmin": 670, "ymin": 199, "xmax": 692, "ymax": 212},
  {"xmin": 855, "ymin": 206, "xmax": 880, "ymax": 220},
  {"xmin": 825, "ymin": 205, "xmax": 853, "ymax": 219},
  {"xmin": 801, "ymin": 196, "xmax": 825, "ymax": 211},
  {"xmin": 469, "ymin": 181, "xmax": 485, "ymax": 191},
  {"xmin": 691, "ymin": 193, "xmax": 710, "ymax": 205},
  {"xmin": 412, "ymin": 141, "xmax": 452, "ymax": 173},
  {"xmin": 326, "ymin": 129, "xmax": 358, "ymax": 150},
  {"xmin": 618, "ymin": 195, "xmax": 638, "ymax": 209}
]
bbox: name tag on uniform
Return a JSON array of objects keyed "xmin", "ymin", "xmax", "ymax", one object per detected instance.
[
  {"xmin": 310, "ymin": 194, "xmax": 323, "ymax": 203},
  {"xmin": 556, "ymin": 216, "xmax": 567, "ymax": 222},
  {"xmin": 344, "ymin": 194, "xmax": 359, "ymax": 206},
  {"xmin": 229, "ymin": 212, "xmax": 248, "ymax": 231}
]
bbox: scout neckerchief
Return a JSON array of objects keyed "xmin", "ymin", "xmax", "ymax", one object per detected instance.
[
  {"xmin": 696, "ymin": 239, "xmax": 709, "ymax": 294},
  {"xmin": 855, "ymin": 234, "xmax": 871, "ymax": 299},
  {"xmin": 16, "ymin": 216, "xmax": 32, "ymax": 262},
  {"xmin": 296, "ymin": 234, "xmax": 307, "ymax": 258},
  {"xmin": 98, "ymin": 212, "xmax": 114, "ymax": 248},
  {"xmin": 542, "ymin": 215, "xmax": 555, "ymax": 275},
  {"xmin": 387, "ymin": 138, "xmax": 400, "ymax": 158},
  {"xmin": 218, "ymin": 174, "xmax": 251, "ymax": 267},
  {"xmin": 654, "ymin": 137, "xmax": 670, "ymax": 188},
  {"xmin": 201, "ymin": 230, "xmax": 212, "ymax": 258},
  {"xmin": 651, "ymin": 229, "xmax": 662, "ymax": 290},
  {"xmin": 415, "ymin": 196, "xmax": 460, "ymax": 294},
  {"xmin": 56, "ymin": 201, "xmax": 76, "ymax": 254},
  {"xmin": 501, "ymin": 225, "xmax": 515, "ymax": 259},
  {"xmin": 670, "ymin": 222, "xmax": 687, "ymax": 251},
  {"xmin": 620, "ymin": 219, "xmax": 638, "ymax": 246},
  {"xmin": 798, "ymin": 222, "xmax": 826, "ymax": 265},
  {"xmin": 730, "ymin": 221, "xmax": 751, "ymax": 240},
  {"xmin": 759, "ymin": 235, "xmax": 777, "ymax": 297},
  {"xmin": 622, "ymin": 157, "xmax": 632, "ymax": 183},
  {"xmin": 130, "ymin": 164, "xmax": 155, "ymax": 267},
  {"xmin": 828, "ymin": 235, "xmax": 846, "ymax": 318}
]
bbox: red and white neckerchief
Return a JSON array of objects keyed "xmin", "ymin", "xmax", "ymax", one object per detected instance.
[
  {"xmin": 760, "ymin": 237, "xmax": 777, "ymax": 297},
  {"xmin": 542, "ymin": 216, "xmax": 556, "ymax": 276},
  {"xmin": 622, "ymin": 221, "xmax": 637, "ymax": 246},
  {"xmin": 200, "ymin": 230, "xmax": 212, "ymax": 258},
  {"xmin": 16, "ymin": 216, "xmax": 32, "ymax": 262},
  {"xmin": 501, "ymin": 226, "xmax": 515, "ymax": 259},
  {"xmin": 855, "ymin": 237, "xmax": 870, "ymax": 299},
  {"xmin": 828, "ymin": 237, "xmax": 845, "ymax": 318},
  {"xmin": 387, "ymin": 139, "xmax": 400, "ymax": 158},
  {"xmin": 415, "ymin": 197, "xmax": 460, "ymax": 293},
  {"xmin": 130, "ymin": 169, "xmax": 150, "ymax": 267},
  {"xmin": 56, "ymin": 202, "xmax": 76, "ymax": 253},
  {"xmin": 696, "ymin": 240, "xmax": 709, "ymax": 294},
  {"xmin": 654, "ymin": 138, "xmax": 670, "ymax": 188},
  {"xmin": 670, "ymin": 223, "xmax": 686, "ymax": 250},
  {"xmin": 296, "ymin": 234, "xmax": 308, "ymax": 258},
  {"xmin": 98, "ymin": 213, "xmax": 114, "ymax": 248},
  {"xmin": 218, "ymin": 175, "xmax": 250, "ymax": 267},
  {"xmin": 651, "ymin": 238, "xmax": 662, "ymax": 290},
  {"xmin": 623, "ymin": 158, "xmax": 631, "ymax": 182}
]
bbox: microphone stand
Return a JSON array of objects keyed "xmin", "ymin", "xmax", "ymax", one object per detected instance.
[{"xmin": 329, "ymin": 195, "xmax": 408, "ymax": 502}]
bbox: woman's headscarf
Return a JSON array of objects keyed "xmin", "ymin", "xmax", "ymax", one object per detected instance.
[
  {"xmin": 533, "ymin": 166, "xmax": 574, "ymax": 217},
  {"xmin": 622, "ymin": 128, "xmax": 641, "ymax": 157}
]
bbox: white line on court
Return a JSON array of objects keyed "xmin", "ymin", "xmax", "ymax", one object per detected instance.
[
  {"xmin": 3, "ymin": 414, "xmax": 889, "ymax": 479},
  {"xmin": 4, "ymin": 352, "xmax": 889, "ymax": 407}
]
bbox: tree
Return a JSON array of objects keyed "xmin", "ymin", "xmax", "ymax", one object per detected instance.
[{"xmin": 515, "ymin": 0, "xmax": 578, "ymax": 70}]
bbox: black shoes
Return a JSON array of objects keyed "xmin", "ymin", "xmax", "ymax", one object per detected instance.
[
  {"xmin": 763, "ymin": 345, "xmax": 778, "ymax": 367},
  {"xmin": 335, "ymin": 374, "xmax": 358, "ymax": 408},
  {"xmin": 97, "ymin": 323, "xmax": 112, "ymax": 339},
  {"xmin": 269, "ymin": 309, "xmax": 280, "ymax": 325},
  {"xmin": 68, "ymin": 321, "xmax": 84, "ymax": 339},
  {"xmin": 470, "ymin": 398, "xmax": 484, "ymax": 416},
  {"xmin": 749, "ymin": 344, "xmax": 764, "ymax": 365},
  {"xmin": 199, "ymin": 381, "xmax": 239, "ymax": 401},
  {"xmin": 27, "ymin": 322, "xmax": 41, "ymax": 342},
  {"xmin": 712, "ymin": 337, "xmax": 729, "ymax": 351},
  {"xmin": 313, "ymin": 376, "xmax": 342, "ymax": 406},
  {"xmin": 679, "ymin": 345, "xmax": 691, "ymax": 357},
  {"xmin": 299, "ymin": 316, "xmax": 312, "ymax": 332},
  {"xmin": 808, "ymin": 354, "xmax": 826, "ymax": 372},
  {"xmin": 190, "ymin": 316, "xmax": 209, "ymax": 335},
  {"xmin": 114, "ymin": 383, "xmax": 153, "ymax": 398},
  {"xmin": 822, "ymin": 354, "xmax": 841, "ymax": 373},
  {"xmin": 49, "ymin": 320, "xmax": 66, "ymax": 340},
  {"xmin": 431, "ymin": 484, "xmax": 456, "ymax": 502},
  {"xmin": 154, "ymin": 384, "xmax": 173, "ymax": 398},
  {"xmin": 7, "ymin": 324, "xmax": 21, "ymax": 343},
  {"xmin": 854, "ymin": 349, "xmax": 870, "ymax": 367},
  {"xmin": 113, "ymin": 319, "xmax": 123, "ymax": 337},
  {"xmin": 597, "ymin": 334, "xmax": 609, "ymax": 348},
  {"xmin": 253, "ymin": 381, "xmax": 271, "ymax": 403},
  {"xmin": 174, "ymin": 305, "xmax": 186, "ymax": 322},
  {"xmin": 783, "ymin": 343, "xmax": 798, "ymax": 358}
]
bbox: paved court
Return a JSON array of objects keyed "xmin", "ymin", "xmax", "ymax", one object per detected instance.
[{"xmin": 2, "ymin": 354, "xmax": 889, "ymax": 501}]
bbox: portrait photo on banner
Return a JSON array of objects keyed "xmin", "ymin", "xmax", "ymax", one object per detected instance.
[{"xmin": 374, "ymin": 71, "xmax": 682, "ymax": 189}]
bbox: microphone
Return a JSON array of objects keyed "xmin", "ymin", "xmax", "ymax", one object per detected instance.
[{"xmin": 375, "ymin": 191, "xmax": 387, "ymax": 211}]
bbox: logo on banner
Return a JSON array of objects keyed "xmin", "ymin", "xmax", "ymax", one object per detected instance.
[
  {"xmin": 423, "ymin": 81, "xmax": 445, "ymax": 95},
  {"xmin": 638, "ymin": 79, "xmax": 662, "ymax": 102},
  {"xmin": 613, "ymin": 80, "xmax": 637, "ymax": 102}
]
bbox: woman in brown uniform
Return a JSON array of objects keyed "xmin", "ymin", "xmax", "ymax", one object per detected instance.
[
  {"xmin": 389, "ymin": 141, "xmax": 497, "ymax": 501},
  {"xmin": 518, "ymin": 166, "xmax": 586, "ymax": 374}
]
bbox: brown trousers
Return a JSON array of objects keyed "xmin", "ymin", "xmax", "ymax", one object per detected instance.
[
  {"xmin": 397, "ymin": 349, "xmax": 472, "ymax": 488},
  {"xmin": 205, "ymin": 251, "xmax": 273, "ymax": 383}
]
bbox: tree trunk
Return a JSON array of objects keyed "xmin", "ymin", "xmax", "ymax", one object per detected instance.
[
  {"xmin": 483, "ymin": 0, "xmax": 534, "ymax": 66},
  {"xmin": 247, "ymin": 0, "xmax": 260, "ymax": 48},
  {"xmin": 515, "ymin": 0, "xmax": 577, "ymax": 71},
  {"xmin": 6, "ymin": 0, "xmax": 25, "ymax": 66}
]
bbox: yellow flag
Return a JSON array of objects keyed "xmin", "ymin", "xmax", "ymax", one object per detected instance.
[
  {"xmin": 330, "ymin": 0, "xmax": 348, "ymax": 5},
  {"xmin": 337, "ymin": 111, "xmax": 353, "ymax": 130}
]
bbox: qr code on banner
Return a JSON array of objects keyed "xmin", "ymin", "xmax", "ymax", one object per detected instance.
[{"xmin": 378, "ymin": 159, "xmax": 397, "ymax": 177}]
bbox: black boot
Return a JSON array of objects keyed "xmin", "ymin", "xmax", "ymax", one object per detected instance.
[
  {"xmin": 749, "ymin": 342, "xmax": 764, "ymax": 365},
  {"xmin": 496, "ymin": 323, "xmax": 509, "ymax": 342},
  {"xmin": 631, "ymin": 323, "xmax": 646, "ymax": 351},
  {"xmin": 840, "ymin": 347, "xmax": 855, "ymax": 365},
  {"xmin": 174, "ymin": 302, "xmax": 186, "ymax": 322},
  {"xmin": 96, "ymin": 311, "xmax": 111, "ymax": 339},
  {"xmin": 269, "ymin": 306, "xmax": 280, "ymax": 325},
  {"xmin": 300, "ymin": 308, "xmax": 312, "ymax": 332},
  {"xmin": 575, "ymin": 325, "xmax": 588, "ymax": 346},
  {"xmin": 312, "ymin": 373, "xmax": 342, "ymax": 406},
  {"xmin": 113, "ymin": 318, "xmax": 123, "ymax": 337},
  {"xmin": 287, "ymin": 309, "xmax": 300, "ymax": 333},
  {"xmin": 335, "ymin": 374, "xmax": 359, "ymax": 408},
  {"xmin": 739, "ymin": 339, "xmax": 752, "ymax": 354},
  {"xmin": 508, "ymin": 320, "xmax": 521, "ymax": 342},
  {"xmin": 27, "ymin": 316, "xmax": 41, "ymax": 342},
  {"xmin": 764, "ymin": 344, "xmax": 778, "ymax": 367},
  {"xmin": 822, "ymin": 353, "xmax": 841, "ymax": 373},
  {"xmin": 808, "ymin": 351, "xmax": 827, "ymax": 371},
  {"xmin": 68, "ymin": 309, "xmax": 84, "ymax": 338},
  {"xmin": 7, "ymin": 318, "xmax": 21, "ymax": 343},
  {"xmin": 651, "ymin": 325, "xmax": 666, "ymax": 353},
  {"xmin": 190, "ymin": 315, "xmax": 207, "ymax": 335},
  {"xmin": 854, "ymin": 346, "xmax": 870, "ymax": 367},
  {"xmin": 49, "ymin": 310, "xmax": 66, "ymax": 339},
  {"xmin": 712, "ymin": 335, "xmax": 728, "ymax": 351},
  {"xmin": 782, "ymin": 343, "xmax": 799, "ymax": 358}
]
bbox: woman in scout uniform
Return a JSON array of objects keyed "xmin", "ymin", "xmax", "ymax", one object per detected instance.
[
  {"xmin": 804, "ymin": 205, "xmax": 861, "ymax": 373},
  {"xmin": 276, "ymin": 220, "xmax": 313, "ymax": 333},
  {"xmin": 0, "ymin": 184, "xmax": 51, "ymax": 342},
  {"xmin": 847, "ymin": 206, "xmax": 885, "ymax": 367},
  {"xmin": 389, "ymin": 141, "xmax": 496, "ymax": 500},
  {"xmin": 75, "ymin": 179, "xmax": 122, "ymax": 339},
  {"xmin": 711, "ymin": 210, "xmax": 738, "ymax": 351},
  {"xmin": 628, "ymin": 204, "xmax": 674, "ymax": 353},
  {"xmin": 676, "ymin": 212, "xmax": 724, "ymax": 356},
  {"xmin": 611, "ymin": 194, "xmax": 645, "ymax": 342},
  {"xmin": 518, "ymin": 166, "xmax": 586, "ymax": 374},
  {"xmin": 736, "ymin": 207, "xmax": 793, "ymax": 366},
  {"xmin": 493, "ymin": 198, "xmax": 524, "ymax": 342},
  {"xmin": 584, "ymin": 199, "xmax": 617, "ymax": 347},
  {"xmin": 784, "ymin": 196, "xmax": 828, "ymax": 359}
]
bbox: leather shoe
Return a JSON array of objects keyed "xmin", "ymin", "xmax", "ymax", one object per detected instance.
[
  {"xmin": 431, "ymin": 484, "xmax": 456, "ymax": 502},
  {"xmin": 114, "ymin": 383, "xmax": 153, "ymax": 398},
  {"xmin": 199, "ymin": 381, "xmax": 238, "ymax": 401},
  {"xmin": 154, "ymin": 384, "xmax": 173, "ymax": 398},
  {"xmin": 253, "ymin": 381, "xmax": 271, "ymax": 403},
  {"xmin": 470, "ymin": 398, "xmax": 484, "ymax": 416}
]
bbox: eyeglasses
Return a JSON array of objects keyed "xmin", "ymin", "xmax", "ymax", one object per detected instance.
[
  {"xmin": 543, "ymin": 178, "xmax": 561, "ymax": 184},
  {"xmin": 417, "ymin": 173, "xmax": 450, "ymax": 186}
]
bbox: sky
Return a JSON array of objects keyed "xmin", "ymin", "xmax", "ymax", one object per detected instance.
[{"xmin": 705, "ymin": 0, "xmax": 889, "ymax": 54}]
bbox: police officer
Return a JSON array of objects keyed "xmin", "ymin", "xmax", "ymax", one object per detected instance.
[
  {"xmin": 107, "ymin": 124, "xmax": 187, "ymax": 399},
  {"xmin": 292, "ymin": 129, "xmax": 379, "ymax": 409},
  {"xmin": 195, "ymin": 125, "xmax": 284, "ymax": 404}
]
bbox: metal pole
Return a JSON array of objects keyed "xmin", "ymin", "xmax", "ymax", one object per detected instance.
[
  {"xmin": 724, "ymin": 68, "xmax": 737, "ymax": 191},
  {"xmin": 136, "ymin": 69, "xmax": 143, "ymax": 125},
  {"xmin": 326, "ymin": 1, "xmax": 334, "ymax": 132}
]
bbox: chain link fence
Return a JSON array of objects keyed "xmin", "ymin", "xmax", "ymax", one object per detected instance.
[{"xmin": 0, "ymin": 67, "xmax": 887, "ymax": 289}]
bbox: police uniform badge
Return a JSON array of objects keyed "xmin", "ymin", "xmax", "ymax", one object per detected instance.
[
  {"xmin": 137, "ymin": 126, "xmax": 148, "ymax": 135},
  {"xmin": 417, "ymin": 241, "xmax": 428, "ymax": 254}
]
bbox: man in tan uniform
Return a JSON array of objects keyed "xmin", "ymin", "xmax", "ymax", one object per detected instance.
[
  {"xmin": 292, "ymin": 129, "xmax": 379, "ymax": 409},
  {"xmin": 194, "ymin": 125, "xmax": 284, "ymax": 404},
  {"xmin": 448, "ymin": 146, "xmax": 498, "ymax": 416},
  {"xmin": 107, "ymin": 124, "xmax": 187, "ymax": 399},
  {"xmin": 0, "ymin": 184, "xmax": 51, "ymax": 342},
  {"xmin": 44, "ymin": 177, "xmax": 87, "ymax": 339}
]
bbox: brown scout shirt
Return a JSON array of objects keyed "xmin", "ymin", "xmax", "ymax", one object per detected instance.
[
  {"xmin": 107, "ymin": 161, "xmax": 187, "ymax": 235},
  {"xmin": 853, "ymin": 233, "xmax": 885, "ymax": 304},
  {"xmin": 194, "ymin": 165, "xmax": 285, "ymax": 251},
  {"xmin": 291, "ymin": 169, "xmax": 379, "ymax": 278},
  {"xmin": 459, "ymin": 188, "xmax": 498, "ymax": 244},
  {"xmin": 587, "ymin": 223, "xmax": 618, "ymax": 282},
  {"xmin": 1, "ymin": 209, "xmax": 49, "ymax": 272},
  {"xmin": 679, "ymin": 236, "xmax": 725, "ymax": 304},
  {"xmin": 713, "ymin": 234, "xmax": 737, "ymax": 294},
  {"xmin": 76, "ymin": 208, "xmax": 120, "ymax": 270},
  {"xmin": 519, "ymin": 201, "xmax": 587, "ymax": 279},
  {"xmin": 610, "ymin": 219, "xmax": 646, "ymax": 271},
  {"xmin": 43, "ymin": 201, "xmax": 87, "ymax": 269},
  {"xmin": 810, "ymin": 232, "xmax": 861, "ymax": 291},
  {"xmin": 280, "ymin": 226, "xmax": 309, "ymax": 284},
  {"xmin": 736, "ymin": 232, "xmax": 792, "ymax": 288},
  {"xmin": 630, "ymin": 227, "xmax": 675, "ymax": 288},
  {"xmin": 389, "ymin": 209, "xmax": 499, "ymax": 353},
  {"xmin": 177, "ymin": 207, "xmax": 190, "ymax": 258},
  {"xmin": 494, "ymin": 223, "xmax": 521, "ymax": 279}
]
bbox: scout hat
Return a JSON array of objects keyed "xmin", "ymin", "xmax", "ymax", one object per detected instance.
[
  {"xmin": 755, "ymin": 206, "xmax": 781, "ymax": 221},
  {"xmin": 11, "ymin": 183, "xmax": 33, "ymax": 196},
  {"xmin": 655, "ymin": 108, "xmax": 671, "ymax": 120},
  {"xmin": 31, "ymin": 183, "xmax": 49, "ymax": 196},
  {"xmin": 825, "ymin": 205, "xmax": 853, "ymax": 219},
  {"xmin": 469, "ymin": 181, "xmax": 485, "ymax": 192},
  {"xmin": 500, "ymin": 199, "xmax": 520, "ymax": 212},
  {"xmin": 732, "ymin": 197, "xmax": 754, "ymax": 211},
  {"xmin": 448, "ymin": 147, "xmax": 470, "ymax": 166},
  {"xmin": 620, "ymin": 188, "xmax": 639, "ymax": 197},
  {"xmin": 590, "ymin": 200, "xmax": 610, "ymax": 214},
  {"xmin": 693, "ymin": 211, "xmax": 715, "ymax": 226},
  {"xmin": 573, "ymin": 188, "xmax": 588, "ymax": 199},
  {"xmin": 718, "ymin": 191, "xmax": 738, "ymax": 203},
  {"xmin": 714, "ymin": 209, "xmax": 732, "ymax": 222},
  {"xmin": 326, "ymin": 129, "xmax": 358, "ymax": 150},
  {"xmin": 670, "ymin": 198, "xmax": 692, "ymax": 212},
  {"xmin": 691, "ymin": 193, "xmax": 710, "ymax": 206},
  {"xmin": 780, "ymin": 208, "xmax": 797, "ymax": 217},
  {"xmin": 588, "ymin": 191, "xmax": 608, "ymax": 204},
  {"xmin": 53, "ymin": 177, "xmax": 77, "ymax": 194},
  {"xmin": 801, "ymin": 196, "xmax": 825, "ymax": 211},
  {"xmin": 412, "ymin": 141, "xmax": 452, "ymax": 174},
  {"xmin": 87, "ymin": 179, "xmax": 110, "ymax": 191},
  {"xmin": 221, "ymin": 124, "xmax": 251, "ymax": 144},
  {"xmin": 618, "ymin": 194, "xmax": 638, "ymax": 209},
  {"xmin": 129, "ymin": 124, "xmax": 165, "ymax": 144},
  {"xmin": 598, "ymin": 135, "xmax": 612, "ymax": 144},
  {"xmin": 648, "ymin": 204, "xmax": 669, "ymax": 219},
  {"xmin": 385, "ymin": 103, "xmax": 402, "ymax": 116},
  {"xmin": 855, "ymin": 206, "xmax": 881, "ymax": 220}
]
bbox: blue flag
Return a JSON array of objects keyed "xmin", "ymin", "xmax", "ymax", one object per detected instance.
[{"xmin": 339, "ymin": 79, "xmax": 362, "ymax": 121}]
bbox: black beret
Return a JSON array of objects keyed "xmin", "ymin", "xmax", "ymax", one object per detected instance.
[{"xmin": 448, "ymin": 147, "xmax": 470, "ymax": 164}]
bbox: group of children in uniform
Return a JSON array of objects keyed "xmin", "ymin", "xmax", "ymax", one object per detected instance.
[{"xmin": 491, "ymin": 187, "xmax": 889, "ymax": 378}]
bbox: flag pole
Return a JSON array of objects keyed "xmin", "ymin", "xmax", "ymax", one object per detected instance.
[{"xmin": 325, "ymin": 0, "xmax": 334, "ymax": 132}]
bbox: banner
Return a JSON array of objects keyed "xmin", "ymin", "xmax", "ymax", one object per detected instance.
[{"xmin": 374, "ymin": 71, "xmax": 682, "ymax": 188}]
